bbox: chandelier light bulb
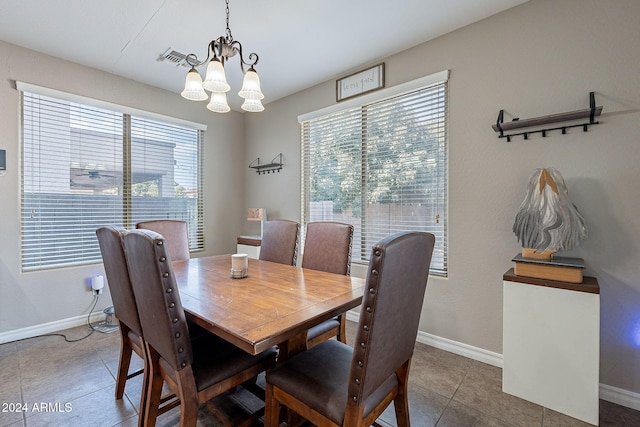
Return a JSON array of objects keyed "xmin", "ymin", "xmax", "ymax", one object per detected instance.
[
  {"xmin": 238, "ymin": 68, "xmax": 264, "ymax": 100},
  {"xmin": 181, "ymin": 68, "xmax": 208, "ymax": 101},
  {"xmin": 207, "ymin": 91, "xmax": 231, "ymax": 113},
  {"xmin": 241, "ymin": 98, "xmax": 265, "ymax": 112},
  {"xmin": 202, "ymin": 58, "xmax": 231, "ymax": 93}
]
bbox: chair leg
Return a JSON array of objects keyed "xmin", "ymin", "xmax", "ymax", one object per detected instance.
[
  {"xmin": 115, "ymin": 336, "xmax": 133, "ymax": 399},
  {"xmin": 176, "ymin": 367, "xmax": 199, "ymax": 427},
  {"xmin": 264, "ymin": 382, "xmax": 281, "ymax": 427},
  {"xmin": 141, "ymin": 345, "xmax": 164, "ymax": 427},
  {"xmin": 337, "ymin": 314, "xmax": 347, "ymax": 344},
  {"xmin": 393, "ymin": 360, "xmax": 412, "ymax": 427}
]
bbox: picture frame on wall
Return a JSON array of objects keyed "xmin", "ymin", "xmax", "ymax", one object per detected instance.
[{"xmin": 336, "ymin": 63, "xmax": 385, "ymax": 102}]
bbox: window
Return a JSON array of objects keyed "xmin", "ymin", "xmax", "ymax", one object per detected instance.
[
  {"xmin": 19, "ymin": 83, "xmax": 205, "ymax": 271},
  {"xmin": 300, "ymin": 71, "xmax": 448, "ymax": 274}
]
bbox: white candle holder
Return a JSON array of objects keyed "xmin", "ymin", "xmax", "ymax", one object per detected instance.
[{"xmin": 230, "ymin": 253, "xmax": 248, "ymax": 279}]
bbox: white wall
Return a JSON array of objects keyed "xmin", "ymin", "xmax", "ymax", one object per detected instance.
[
  {"xmin": 0, "ymin": 41, "xmax": 245, "ymax": 334},
  {"xmin": 244, "ymin": 0, "xmax": 640, "ymax": 395}
]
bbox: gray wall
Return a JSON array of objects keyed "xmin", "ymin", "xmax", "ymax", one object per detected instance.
[
  {"xmin": 2, "ymin": 0, "xmax": 639, "ymax": 401},
  {"xmin": 0, "ymin": 40, "xmax": 245, "ymax": 333},
  {"xmin": 244, "ymin": 0, "xmax": 640, "ymax": 395}
]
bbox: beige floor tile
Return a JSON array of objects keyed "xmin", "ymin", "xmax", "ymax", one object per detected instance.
[
  {"xmin": 22, "ymin": 385, "xmax": 136, "ymax": 427},
  {"xmin": 438, "ymin": 399, "xmax": 514, "ymax": 427},
  {"xmin": 452, "ymin": 360, "xmax": 543, "ymax": 426}
]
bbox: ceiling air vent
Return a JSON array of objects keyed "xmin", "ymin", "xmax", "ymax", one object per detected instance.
[{"xmin": 158, "ymin": 48, "xmax": 192, "ymax": 67}]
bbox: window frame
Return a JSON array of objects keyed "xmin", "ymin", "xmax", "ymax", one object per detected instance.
[
  {"xmin": 18, "ymin": 82, "xmax": 206, "ymax": 272},
  {"xmin": 299, "ymin": 70, "xmax": 449, "ymax": 275}
]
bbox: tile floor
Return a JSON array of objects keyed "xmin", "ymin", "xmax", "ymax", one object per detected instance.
[{"xmin": 1, "ymin": 320, "xmax": 639, "ymax": 427}]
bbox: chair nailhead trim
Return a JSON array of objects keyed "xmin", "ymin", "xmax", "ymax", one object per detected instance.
[
  {"xmin": 159, "ymin": 256, "xmax": 166, "ymax": 262},
  {"xmin": 163, "ymin": 272, "xmax": 169, "ymax": 278},
  {"xmin": 360, "ymin": 342, "xmax": 366, "ymax": 348},
  {"xmin": 355, "ymin": 378, "xmax": 360, "ymax": 384},
  {"xmin": 372, "ymin": 270, "xmax": 379, "ymax": 276},
  {"xmin": 173, "ymin": 318, "xmax": 178, "ymax": 323},
  {"xmin": 363, "ymin": 325, "xmax": 369, "ymax": 331},
  {"xmin": 358, "ymin": 360, "xmax": 363, "ymax": 367},
  {"xmin": 178, "ymin": 347, "xmax": 184, "ymax": 353},
  {"xmin": 166, "ymin": 287, "xmax": 173, "ymax": 293},
  {"xmin": 175, "ymin": 332, "xmax": 180, "ymax": 338},
  {"xmin": 366, "ymin": 306, "xmax": 372, "ymax": 313},
  {"xmin": 181, "ymin": 362, "xmax": 186, "ymax": 367},
  {"xmin": 157, "ymin": 240, "xmax": 164, "ymax": 245},
  {"xmin": 352, "ymin": 396, "xmax": 357, "ymax": 401},
  {"xmin": 169, "ymin": 302, "xmax": 175, "ymax": 308},
  {"xmin": 369, "ymin": 287, "xmax": 375, "ymax": 294}
]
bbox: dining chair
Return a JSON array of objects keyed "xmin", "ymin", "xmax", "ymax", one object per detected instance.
[
  {"xmin": 95, "ymin": 226, "xmax": 146, "ymax": 402},
  {"xmin": 265, "ymin": 231, "xmax": 435, "ymax": 427},
  {"xmin": 259, "ymin": 219, "xmax": 300, "ymax": 266},
  {"xmin": 136, "ymin": 219, "xmax": 190, "ymax": 261},
  {"xmin": 302, "ymin": 221, "xmax": 354, "ymax": 348},
  {"xmin": 124, "ymin": 228, "xmax": 277, "ymax": 427}
]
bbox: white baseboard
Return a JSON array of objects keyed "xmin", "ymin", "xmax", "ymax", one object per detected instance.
[
  {"xmin": 600, "ymin": 383, "xmax": 640, "ymax": 411},
  {"xmin": 346, "ymin": 311, "xmax": 640, "ymax": 411},
  {"xmin": 0, "ymin": 312, "xmax": 106, "ymax": 345},
  {"xmin": 415, "ymin": 330, "xmax": 504, "ymax": 368}
]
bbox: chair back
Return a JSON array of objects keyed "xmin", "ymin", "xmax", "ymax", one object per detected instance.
[
  {"xmin": 302, "ymin": 222, "xmax": 353, "ymax": 275},
  {"xmin": 348, "ymin": 231, "xmax": 435, "ymax": 406},
  {"xmin": 136, "ymin": 220, "xmax": 190, "ymax": 261},
  {"xmin": 124, "ymin": 229, "xmax": 193, "ymax": 371},
  {"xmin": 96, "ymin": 225, "xmax": 143, "ymax": 337},
  {"xmin": 259, "ymin": 219, "xmax": 300, "ymax": 266}
]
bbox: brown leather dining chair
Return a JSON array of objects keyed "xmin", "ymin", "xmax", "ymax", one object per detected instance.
[
  {"xmin": 96, "ymin": 226, "xmax": 146, "ymax": 402},
  {"xmin": 136, "ymin": 219, "xmax": 191, "ymax": 261},
  {"xmin": 124, "ymin": 228, "xmax": 277, "ymax": 427},
  {"xmin": 98, "ymin": 225, "xmax": 191, "ymax": 423},
  {"xmin": 259, "ymin": 219, "xmax": 300, "ymax": 266},
  {"xmin": 265, "ymin": 231, "xmax": 435, "ymax": 427},
  {"xmin": 302, "ymin": 221, "xmax": 354, "ymax": 348}
]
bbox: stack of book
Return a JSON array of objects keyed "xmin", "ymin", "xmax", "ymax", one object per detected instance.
[{"xmin": 512, "ymin": 253, "xmax": 585, "ymax": 283}]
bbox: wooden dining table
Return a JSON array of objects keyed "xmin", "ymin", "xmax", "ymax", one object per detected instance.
[{"xmin": 172, "ymin": 255, "xmax": 365, "ymax": 360}]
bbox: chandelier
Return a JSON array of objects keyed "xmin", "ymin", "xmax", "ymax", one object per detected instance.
[{"xmin": 180, "ymin": 0, "xmax": 264, "ymax": 113}]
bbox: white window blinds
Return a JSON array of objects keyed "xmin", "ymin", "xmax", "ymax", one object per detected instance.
[
  {"xmin": 301, "ymin": 73, "xmax": 448, "ymax": 274},
  {"xmin": 20, "ymin": 88, "xmax": 204, "ymax": 271}
]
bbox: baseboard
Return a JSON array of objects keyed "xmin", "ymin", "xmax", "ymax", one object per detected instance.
[
  {"xmin": 415, "ymin": 330, "xmax": 504, "ymax": 368},
  {"xmin": 0, "ymin": 312, "xmax": 106, "ymax": 345},
  {"xmin": 346, "ymin": 310, "xmax": 640, "ymax": 411},
  {"xmin": 600, "ymin": 383, "xmax": 640, "ymax": 411}
]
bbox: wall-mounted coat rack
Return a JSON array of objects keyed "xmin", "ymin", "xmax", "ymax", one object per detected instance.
[
  {"xmin": 249, "ymin": 153, "xmax": 283, "ymax": 175},
  {"xmin": 493, "ymin": 92, "xmax": 602, "ymax": 141}
]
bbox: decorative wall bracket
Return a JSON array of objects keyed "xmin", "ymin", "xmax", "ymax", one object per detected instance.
[
  {"xmin": 249, "ymin": 153, "xmax": 283, "ymax": 175},
  {"xmin": 493, "ymin": 92, "xmax": 602, "ymax": 141}
]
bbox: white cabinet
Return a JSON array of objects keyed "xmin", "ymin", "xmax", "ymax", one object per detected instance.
[
  {"xmin": 502, "ymin": 269, "xmax": 600, "ymax": 425},
  {"xmin": 237, "ymin": 236, "xmax": 261, "ymax": 259}
]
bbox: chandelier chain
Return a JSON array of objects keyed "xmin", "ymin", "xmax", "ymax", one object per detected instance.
[{"xmin": 225, "ymin": 0, "xmax": 233, "ymax": 42}]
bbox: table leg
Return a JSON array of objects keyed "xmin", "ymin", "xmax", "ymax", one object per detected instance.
[{"xmin": 276, "ymin": 332, "xmax": 307, "ymax": 363}]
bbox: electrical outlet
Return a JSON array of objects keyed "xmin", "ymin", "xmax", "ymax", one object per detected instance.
[{"xmin": 89, "ymin": 275, "xmax": 104, "ymax": 295}]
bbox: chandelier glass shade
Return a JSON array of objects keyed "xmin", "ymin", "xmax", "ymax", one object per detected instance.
[
  {"xmin": 181, "ymin": 0, "xmax": 264, "ymax": 113},
  {"xmin": 207, "ymin": 92, "xmax": 231, "ymax": 113}
]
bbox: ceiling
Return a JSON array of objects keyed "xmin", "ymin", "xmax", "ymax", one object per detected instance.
[{"xmin": 0, "ymin": 0, "xmax": 528, "ymax": 111}]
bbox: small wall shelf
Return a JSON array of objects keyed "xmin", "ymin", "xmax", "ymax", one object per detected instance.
[
  {"xmin": 249, "ymin": 153, "xmax": 283, "ymax": 175},
  {"xmin": 493, "ymin": 92, "xmax": 602, "ymax": 141}
]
